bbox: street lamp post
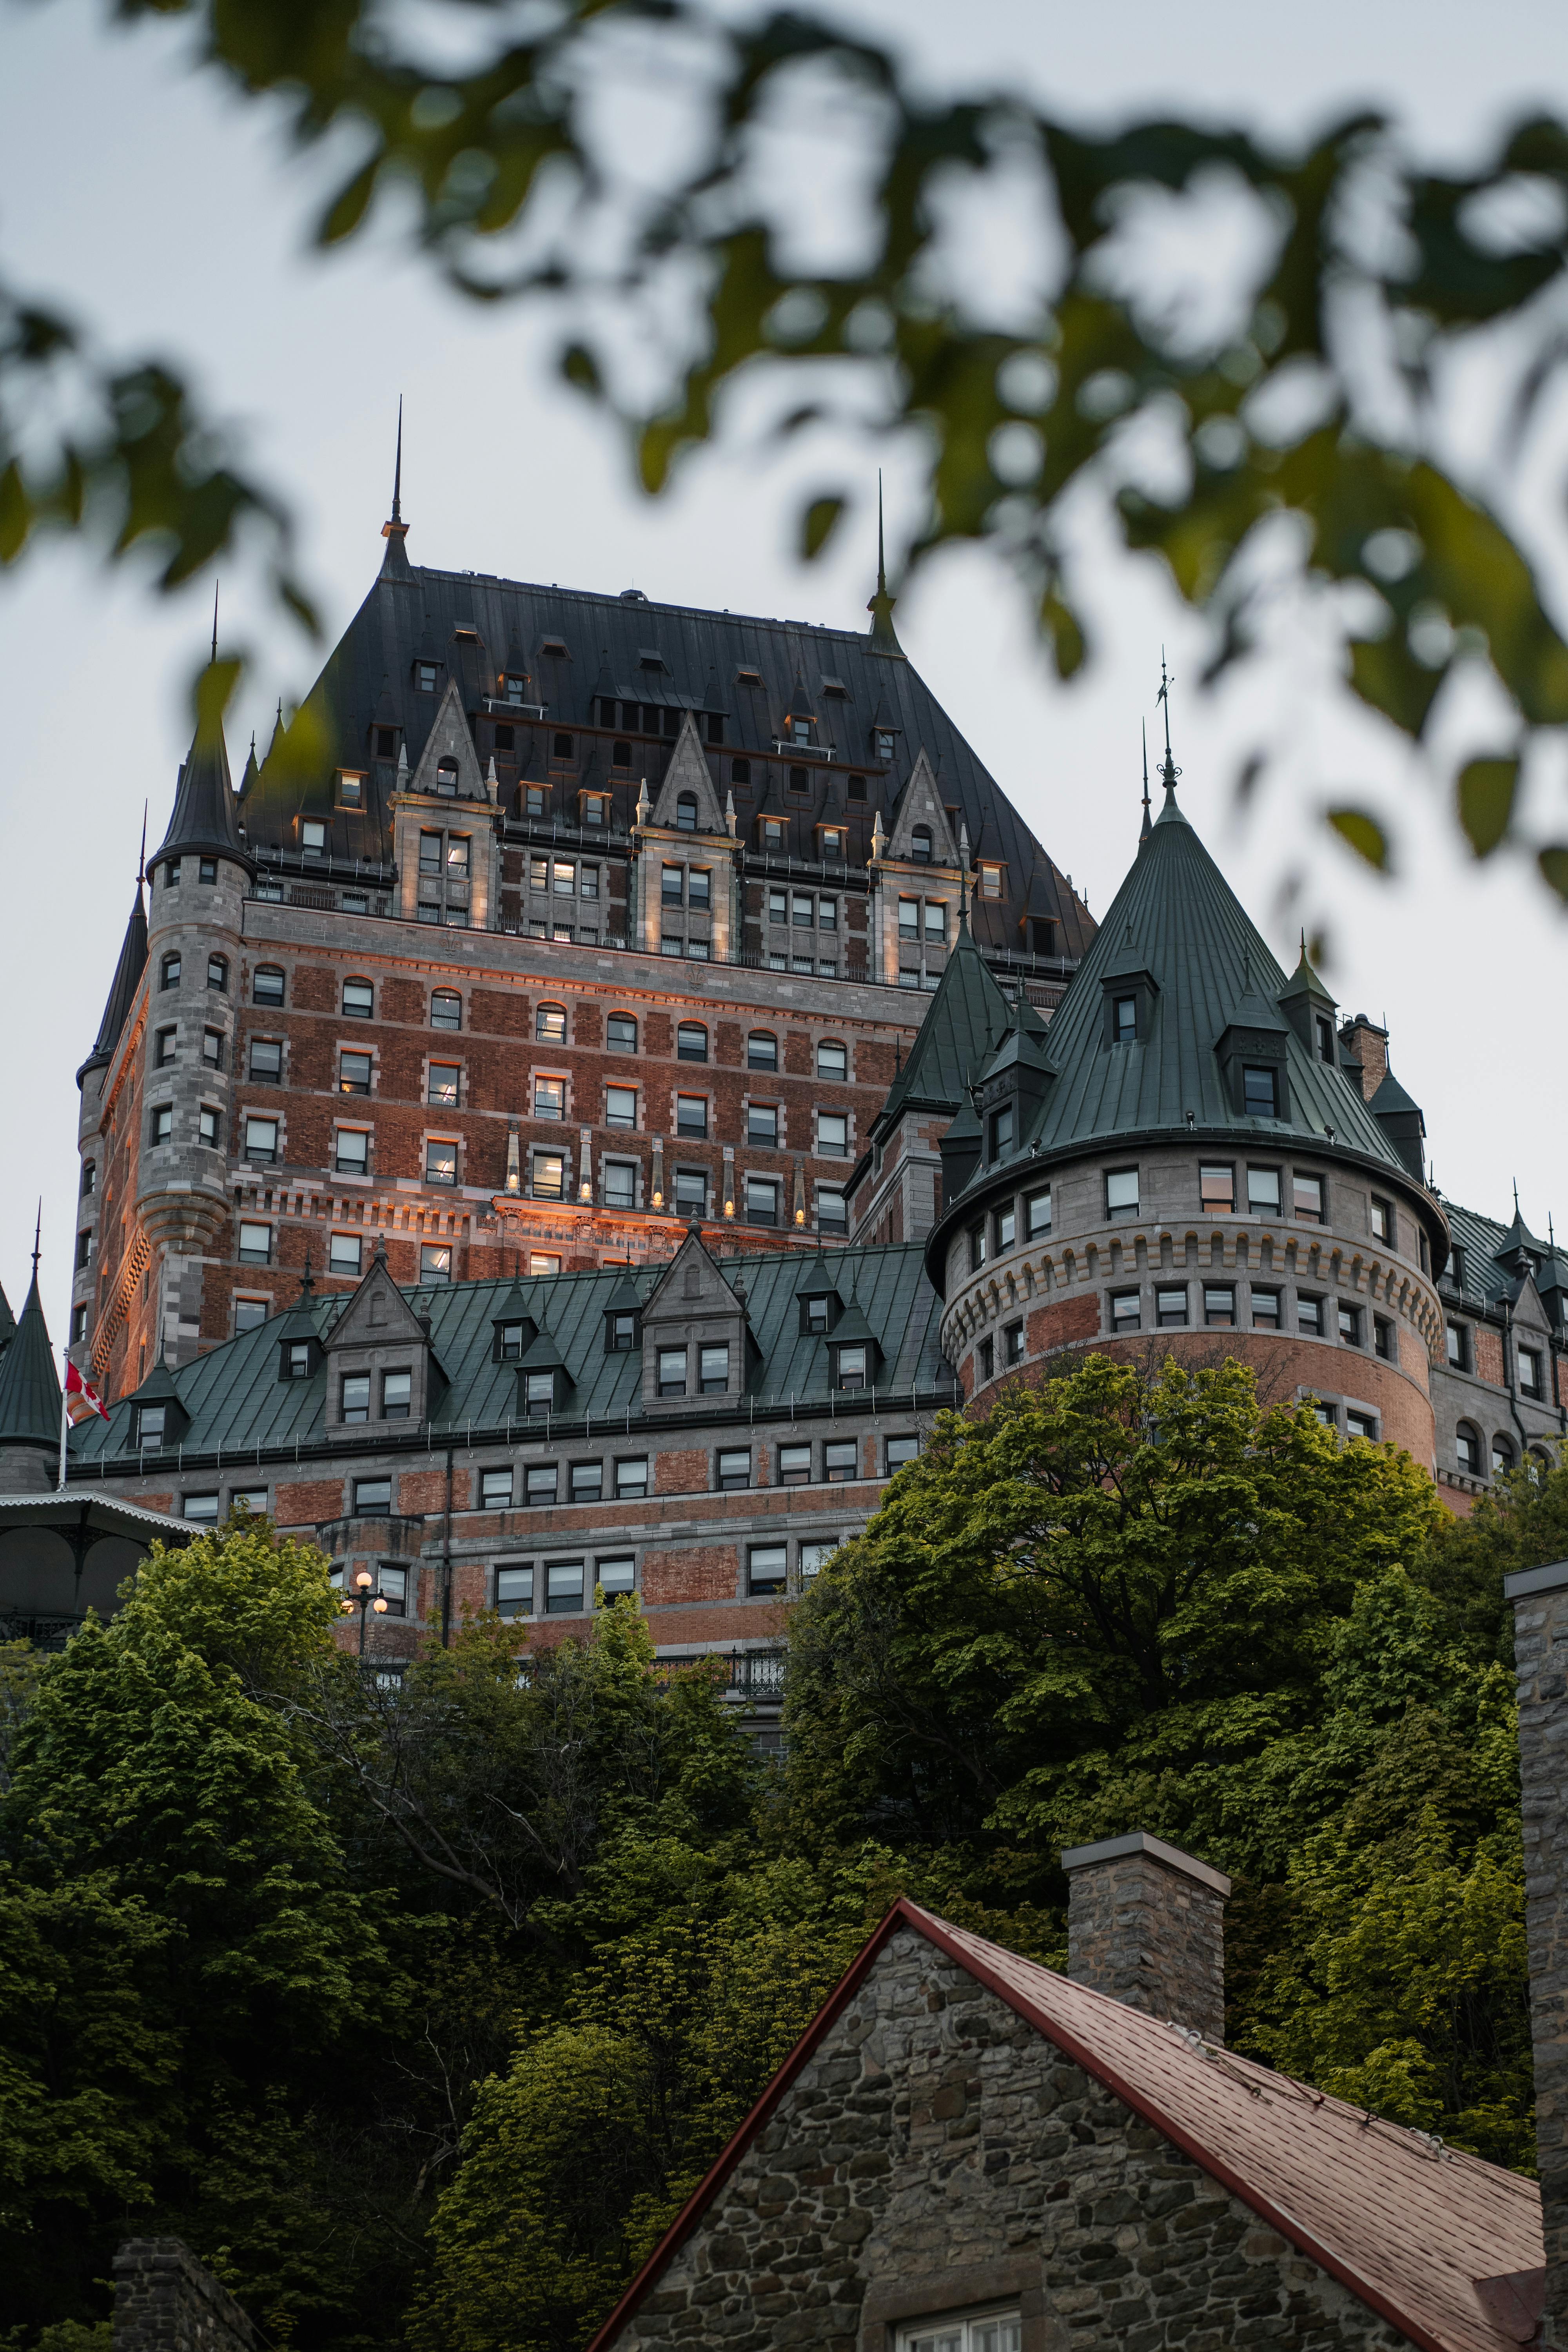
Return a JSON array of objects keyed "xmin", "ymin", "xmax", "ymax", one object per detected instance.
[{"xmin": 341, "ymin": 1567, "xmax": 388, "ymax": 1660}]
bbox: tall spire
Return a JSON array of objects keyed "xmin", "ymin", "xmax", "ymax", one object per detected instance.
[
  {"xmin": 1139, "ymin": 721, "xmax": 1152, "ymax": 844},
  {"xmin": 210, "ymin": 580, "xmax": 219, "ymax": 665},
  {"xmin": 153, "ymin": 654, "xmax": 252, "ymax": 875},
  {"xmin": 1156, "ymin": 649, "xmax": 1181, "ymax": 802},
  {"xmin": 866, "ymin": 471, "xmax": 904, "ymax": 656},
  {"xmin": 380, "ymin": 397, "xmax": 412, "ymax": 577}
]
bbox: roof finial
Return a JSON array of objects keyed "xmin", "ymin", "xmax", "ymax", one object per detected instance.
[
  {"xmin": 1514, "ymin": 1176, "xmax": 1521, "ymax": 1216},
  {"xmin": 1156, "ymin": 649, "xmax": 1181, "ymax": 795},
  {"xmin": 392, "ymin": 394, "xmax": 403, "ymax": 525},
  {"xmin": 210, "ymin": 581, "xmax": 219, "ymax": 665},
  {"xmin": 866, "ymin": 470, "xmax": 903, "ymax": 653},
  {"xmin": 381, "ymin": 401, "xmax": 411, "ymax": 567},
  {"xmin": 138, "ymin": 801, "xmax": 147, "ymax": 889},
  {"xmin": 32, "ymin": 1199, "xmax": 42, "ymax": 1279},
  {"xmin": 1140, "ymin": 721, "xmax": 1152, "ymax": 844}
]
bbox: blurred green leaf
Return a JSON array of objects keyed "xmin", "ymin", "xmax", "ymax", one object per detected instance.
[
  {"xmin": 1538, "ymin": 846, "xmax": 1568, "ymax": 902},
  {"xmin": 800, "ymin": 495, "xmax": 845, "ymax": 561},
  {"xmin": 1456, "ymin": 758, "xmax": 1520, "ymax": 858},
  {"xmin": 1327, "ymin": 808, "xmax": 1392, "ymax": 871}
]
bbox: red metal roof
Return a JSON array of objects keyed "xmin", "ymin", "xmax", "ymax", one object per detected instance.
[{"xmin": 587, "ymin": 1898, "xmax": 1543, "ymax": 2352}]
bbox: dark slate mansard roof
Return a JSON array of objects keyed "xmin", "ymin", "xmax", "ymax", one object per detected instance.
[
  {"xmin": 238, "ymin": 516, "xmax": 1095, "ymax": 965},
  {"xmin": 1442, "ymin": 1196, "xmax": 1568, "ymax": 1321},
  {"xmin": 927, "ymin": 774, "xmax": 1445, "ymax": 1285},
  {"xmin": 68, "ymin": 1244, "xmax": 950, "ymax": 1468}
]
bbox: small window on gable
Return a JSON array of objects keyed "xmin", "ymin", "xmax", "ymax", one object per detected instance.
[
  {"xmin": 675, "ymin": 793, "xmax": 698, "ymax": 832},
  {"xmin": 910, "ymin": 825, "xmax": 932, "ymax": 864}
]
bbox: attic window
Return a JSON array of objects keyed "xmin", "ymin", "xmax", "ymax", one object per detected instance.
[
  {"xmin": 638, "ymin": 649, "xmax": 666, "ymax": 670},
  {"xmin": 873, "ymin": 728, "xmax": 895, "ymax": 760},
  {"xmin": 435, "ymin": 760, "xmax": 459, "ymax": 798},
  {"xmin": 414, "ymin": 662, "xmax": 439, "ymax": 693},
  {"xmin": 453, "ymin": 626, "xmax": 480, "ymax": 643},
  {"xmin": 978, "ymin": 862, "xmax": 1003, "ymax": 898},
  {"xmin": 539, "ymin": 638, "xmax": 568, "ymax": 658},
  {"xmin": 1315, "ymin": 1014, "xmax": 1334, "ymax": 1064},
  {"xmin": 736, "ymin": 666, "xmax": 763, "ymax": 686},
  {"xmin": 819, "ymin": 675, "xmax": 848, "ymax": 696},
  {"xmin": 505, "ymin": 675, "xmax": 528, "ymax": 703}
]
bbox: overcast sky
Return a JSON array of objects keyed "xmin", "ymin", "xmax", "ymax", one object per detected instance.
[{"xmin": 4, "ymin": 0, "xmax": 1568, "ymax": 1339}]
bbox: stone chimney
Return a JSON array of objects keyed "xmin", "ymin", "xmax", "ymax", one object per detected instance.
[
  {"xmin": 1062, "ymin": 1830, "xmax": 1230, "ymax": 2042},
  {"xmin": 1506, "ymin": 1559, "xmax": 1568, "ymax": 2337},
  {"xmin": 1338, "ymin": 1013, "xmax": 1389, "ymax": 1103}
]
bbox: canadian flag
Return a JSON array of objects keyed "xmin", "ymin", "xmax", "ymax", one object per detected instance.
[{"xmin": 65, "ymin": 1359, "xmax": 109, "ymax": 1425}]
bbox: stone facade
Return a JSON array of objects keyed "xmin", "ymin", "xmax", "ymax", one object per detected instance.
[
  {"xmin": 111, "ymin": 2239, "xmax": 259, "ymax": 2352},
  {"xmin": 608, "ymin": 1931, "xmax": 1410, "ymax": 2352},
  {"xmin": 1063, "ymin": 1833, "xmax": 1229, "ymax": 2044}
]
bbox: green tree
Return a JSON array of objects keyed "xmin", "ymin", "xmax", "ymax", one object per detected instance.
[
  {"xmin": 783, "ymin": 1354, "xmax": 1443, "ymax": 1876},
  {"xmin": 13, "ymin": 5, "xmax": 1568, "ymax": 885}
]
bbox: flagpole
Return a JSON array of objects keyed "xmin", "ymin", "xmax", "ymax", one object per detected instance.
[{"xmin": 58, "ymin": 1348, "xmax": 70, "ymax": 1492}]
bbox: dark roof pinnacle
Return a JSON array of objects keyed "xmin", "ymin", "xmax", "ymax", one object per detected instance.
[
  {"xmin": 155, "ymin": 658, "xmax": 254, "ymax": 875},
  {"xmin": 380, "ymin": 397, "xmax": 414, "ymax": 579},
  {"xmin": 866, "ymin": 471, "xmax": 905, "ymax": 657},
  {"xmin": 81, "ymin": 877, "xmax": 149, "ymax": 1080},
  {"xmin": 0, "ymin": 1265, "xmax": 60, "ymax": 1451},
  {"xmin": 1140, "ymin": 721, "xmax": 1152, "ymax": 845}
]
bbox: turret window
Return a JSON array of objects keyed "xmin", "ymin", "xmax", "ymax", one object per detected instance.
[
  {"xmin": 1113, "ymin": 995, "xmax": 1137, "ymax": 1044},
  {"xmin": 202, "ymin": 1028, "xmax": 223, "ymax": 1067},
  {"xmin": 164, "ymin": 860, "xmax": 181, "ymax": 887},
  {"xmin": 1111, "ymin": 1290, "xmax": 1140, "ymax": 1331},
  {"xmin": 1204, "ymin": 1286, "xmax": 1236, "ymax": 1327},
  {"xmin": 969, "ymin": 1223, "xmax": 986, "ymax": 1272},
  {"xmin": 1251, "ymin": 1288, "xmax": 1281, "ymax": 1328},
  {"xmin": 1292, "ymin": 1173, "xmax": 1325, "ymax": 1223},
  {"xmin": 1106, "ymin": 1169, "xmax": 1139, "ymax": 1221},
  {"xmin": 1157, "ymin": 1287, "xmax": 1189, "ymax": 1327},
  {"xmin": 1316, "ymin": 1014, "xmax": 1334, "ymax": 1062},
  {"xmin": 994, "ymin": 1202, "xmax": 1016, "ymax": 1250},
  {"xmin": 198, "ymin": 1106, "xmax": 221, "ymax": 1149},
  {"xmin": 207, "ymin": 955, "xmax": 228, "ymax": 992},
  {"xmin": 1298, "ymin": 1294, "xmax": 1325, "ymax": 1336},
  {"xmin": 1025, "ymin": 1187, "xmax": 1051, "ymax": 1238},
  {"xmin": 1374, "ymin": 1316, "xmax": 1394, "ymax": 1359},
  {"xmin": 1338, "ymin": 1303, "xmax": 1363, "ymax": 1346},
  {"xmin": 154, "ymin": 1026, "xmax": 176, "ymax": 1068},
  {"xmin": 160, "ymin": 953, "xmax": 181, "ymax": 990},
  {"xmin": 1200, "ymin": 1164, "xmax": 1234, "ymax": 1213},
  {"xmin": 1243, "ymin": 1065, "xmax": 1278, "ymax": 1117},
  {"xmin": 1247, "ymin": 1165, "xmax": 1281, "ymax": 1214},
  {"xmin": 988, "ymin": 1105, "xmax": 1013, "ymax": 1160}
]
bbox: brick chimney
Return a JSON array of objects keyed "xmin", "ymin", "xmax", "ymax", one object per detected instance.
[
  {"xmin": 1062, "ymin": 1830, "xmax": 1230, "ymax": 2042},
  {"xmin": 1506, "ymin": 1560, "xmax": 1568, "ymax": 2336},
  {"xmin": 1339, "ymin": 1013, "xmax": 1389, "ymax": 1103}
]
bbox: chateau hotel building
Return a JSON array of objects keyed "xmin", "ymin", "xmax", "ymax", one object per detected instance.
[{"xmin": 0, "ymin": 483, "xmax": 1562, "ymax": 1684}]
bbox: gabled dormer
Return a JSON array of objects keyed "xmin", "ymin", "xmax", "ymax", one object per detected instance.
[
  {"xmin": 1368, "ymin": 1066, "xmax": 1427, "ymax": 1180},
  {"xmin": 649, "ymin": 709, "xmax": 726, "ymax": 835},
  {"xmin": 275, "ymin": 1272, "xmax": 325, "ymax": 1385},
  {"xmin": 490, "ymin": 1281, "xmax": 537, "ymax": 1364},
  {"xmin": 517, "ymin": 1324, "xmax": 572, "ymax": 1418},
  {"xmin": 937, "ymin": 1092, "xmax": 983, "ymax": 1206},
  {"xmin": 603, "ymin": 1270, "xmax": 644, "ymax": 1354},
  {"xmin": 823, "ymin": 1296, "xmax": 882, "ymax": 1392},
  {"xmin": 973, "ymin": 999, "xmax": 1055, "ymax": 1163},
  {"xmin": 794, "ymin": 1258, "xmax": 843, "ymax": 1337},
  {"xmin": 326, "ymin": 1243, "xmax": 445, "ymax": 1430},
  {"xmin": 881, "ymin": 747, "xmax": 960, "ymax": 873},
  {"xmin": 407, "ymin": 676, "xmax": 486, "ymax": 802},
  {"xmin": 1214, "ymin": 976, "xmax": 1293, "ymax": 1124},
  {"xmin": 125, "ymin": 1356, "xmax": 190, "ymax": 1453},
  {"xmin": 640, "ymin": 1225, "xmax": 751, "ymax": 1413},
  {"xmin": 1276, "ymin": 944, "xmax": 1340, "ymax": 1070},
  {"xmin": 391, "ymin": 676, "xmax": 497, "ymax": 927},
  {"xmin": 1098, "ymin": 924, "xmax": 1161, "ymax": 1049}
]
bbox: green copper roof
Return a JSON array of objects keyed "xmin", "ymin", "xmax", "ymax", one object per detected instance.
[
  {"xmin": 0, "ymin": 1273, "xmax": 60, "ymax": 1451},
  {"xmin": 971, "ymin": 782, "xmax": 1411, "ymax": 1176},
  {"xmin": 70, "ymin": 1243, "xmax": 951, "ymax": 1465},
  {"xmin": 873, "ymin": 917, "xmax": 1014, "ymax": 1136}
]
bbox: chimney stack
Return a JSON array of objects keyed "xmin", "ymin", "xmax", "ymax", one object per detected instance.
[
  {"xmin": 1338, "ymin": 1013, "xmax": 1389, "ymax": 1103},
  {"xmin": 1506, "ymin": 1559, "xmax": 1568, "ymax": 2337},
  {"xmin": 1062, "ymin": 1830, "xmax": 1230, "ymax": 2042}
]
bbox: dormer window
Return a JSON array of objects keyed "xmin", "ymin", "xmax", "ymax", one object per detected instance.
[
  {"xmin": 1113, "ymin": 995, "xmax": 1137, "ymax": 1044},
  {"xmin": 874, "ymin": 728, "xmax": 895, "ymax": 760},
  {"xmin": 505, "ymin": 675, "xmax": 528, "ymax": 703},
  {"xmin": 833, "ymin": 1343, "xmax": 867, "ymax": 1392},
  {"xmin": 137, "ymin": 1404, "xmax": 166, "ymax": 1448},
  {"xmin": 301, "ymin": 819, "xmax": 326, "ymax": 857},
  {"xmin": 1315, "ymin": 1014, "xmax": 1335, "ymax": 1064},
  {"xmin": 1243, "ymin": 1065, "xmax": 1279, "ymax": 1118},
  {"xmin": 606, "ymin": 1310, "xmax": 639, "ymax": 1352},
  {"xmin": 283, "ymin": 1340, "xmax": 313, "ymax": 1380},
  {"xmin": 978, "ymin": 863, "xmax": 1003, "ymax": 899},
  {"xmin": 790, "ymin": 717, "xmax": 811, "ymax": 745},
  {"xmin": 762, "ymin": 818, "xmax": 784, "ymax": 848},
  {"xmin": 454, "ymin": 626, "xmax": 480, "ymax": 644},
  {"xmin": 989, "ymin": 1104, "xmax": 1014, "ymax": 1159},
  {"xmin": 910, "ymin": 826, "xmax": 932, "ymax": 865},
  {"xmin": 376, "ymin": 727, "xmax": 398, "ymax": 758},
  {"xmin": 539, "ymin": 637, "xmax": 568, "ymax": 658},
  {"xmin": 737, "ymin": 666, "xmax": 763, "ymax": 687},
  {"xmin": 414, "ymin": 662, "xmax": 439, "ymax": 693}
]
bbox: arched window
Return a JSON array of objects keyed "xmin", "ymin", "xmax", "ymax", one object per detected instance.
[
  {"xmin": 1455, "ymin": 1423, "xmax": 1480, "ymax": 1475},
  {"xmin": 1492, "ymin": 1433, "xmax": 1517, "ymax": 1475},
  {"xmin": 343, "ymin": 977, "xmax": 374, "ymax": 1019},
  {"xmin": 677, "ymin": 1022, "xmax": 708, "ymax": 1063},
  {"xmin": 675, "ymin": 792, "xmax": 698, "ymax": 832},
  {"xmin": 160, "ymin": 951, "xmax": 181, "ymax": 991},
  {"xmin": 607, "ymin": 1012, "xmax": 637, "ymax": 1053},
  {"xmin": 911, "ymin": 824, "xmax": 933, "ymax": 865},
  {"xmin": 536, "ymin": 1001, "xmax": 568, "ymax": 1044},
  {"xmin": 817, "ymin": 1039, "xmax": 848, "ymax": 1083},
  {"xmin": 252, "ymin": 964, "xmax": 284, "ymax": 1006},
  {"xmin": 436, "ymin": 759, "xmax": 459, "ymax": 797},
  {"xmin": 1530, "ymin": 1446, "xmax": 1554, "ymax": 1479},
  {"xmin": 430, "ymin": 988, "xmax": 462, "ymax": 1031},
  {"xmin": 731, "ymin": 757, "xmax": 751, "ymax": 786},
  {"xmin": 747, "ymin": 1029, "xmax": 778, "ymax": 1072},
  {"xmin": 205, "ymin": 954, "xmax": 228, "ymax": 993}
]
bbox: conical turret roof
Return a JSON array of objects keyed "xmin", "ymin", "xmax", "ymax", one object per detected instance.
[
  {"xmin": 79, "ymin": 881, "xmax": 148, "ymax": 1080},
  {"xmin": 873, "ymin": 918, "xmax": 1013, "ymax": 1136},
  {"xmin": 992, "ymin": 781, "xmax": 1408, "ymax": 1169},
  {"xmin": 154, "ymin": 687, "xmax": 253, "ymax": 873},
  {"xmin": 0, "ymin": 1270, "xmax": 60, "ymax": 1454}
]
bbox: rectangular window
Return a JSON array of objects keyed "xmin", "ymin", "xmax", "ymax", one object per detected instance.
[
  {"xmin": 382, "ymin": 1369, "xmax": 412, "ymax": 1419},
  {"xmin": 597, "ymin": 1555, "xmax": 635, "ymax": 1600},
  {"xmin": 615, "ymin": 1457, "xmax": 648, "ymax": 1499},
  {"xmin": 1156, "ymin": 1287, "xmax": 1189, "ymax": 1328},
  {"xmin": 1200, "ymin": 1164, "xmax": 1234, "ymax": 1214},
  {"xmin": 677, "ymin": 1095, "xmax": 709, "ymax": 1138},
  {"xmin": 824, "ymin": 1439, "xmax": 858, "ymax": 1482},
  {"xmin": 1250, "ymin": 1287, "xmax": 1281, "ymax": 1328},
  {"xmin": 377, "ymin": 1566, "xmax": 408, "ymax": 1619},
  {"xmin": 968, "ymin": 1224, "xmax": 986, "ymax": 1272},
  {"xmin": 994, "ymin": 1202, "xmax": 1016, "ymax": 1251},
  {"xmin": 1025, "ymin": 1187, "xmax": 1051, "ymax": 1239},
  {"xmin": 203, "ymin": 1027, "xmax": 223, "ymax": 1067},
  {"xmin": 657, "ymin": 1347, "xmax": 687, "ymax": 1398},
  {"xmin": 818, "ymin": 1112, "xmax": 849, "ymax": 1157},
  {"xmin": 1346, "ymin": 1410, "xmax": 1378, "ymax": 1441},
  {"xmin": 570, "ymin": 1460, "xmax": 603, "ymax": 1503},
  {"xmin": 1374, "ymin": 1316, "xmax": 1394, "ymax": 1360},
  {"xmin": 607, "ymin": 1013, "xmax": 637, "ymax": 1054},
  {"xmin": 249, "ymin": 1038, "xmax": 282, "ymax": 1082},
  {"xmin": 604, "ymin": 1162, "xmax": 636, "ymax": 1210},
  {"xmin": 1243, "ymin": 1065, "xmax": 1278, "ymax": 1117},
  {"xmin": 238, "ymin": 1222, "xmax": 271, "ymax": 1265},
  {"xmin": 1113, "ymin": 994, "xmax": 1138, "ymax": 1044},
  {"xmin": 495, "ymin": 1565, "xmax": 534, "ymax": 1619},
  {"xmin": 606, "ymin": 1086, "xmax": 637, "ymax": 1129},
  {"xmin": 675, "ymin": 1169, "xmax": 708, "ymax": 1216},
  {"xmin": 792, "ymin": 891, "xmax": 814, "ymax": 928},
  {"xmin": 526, "ymin": 1464, "xmax": 559, "ymax": 1506},
  {"xmin": 800, "ymin": 1541, "xmax": 838, "ymax": 1579},
  {"xmin": 1004, "ymin": 1320, "xmax": 1025, "ymax": 1365},
  {"xmin": 747, "ymin": 1103, "xmax": 778, "ymax": 1147},
  {"xmin": 428, "ymin": 1063, "xmax": 460, "ymax": 1108},
  {"xmin": 662, "ymin": 864, "xmax": 684, "ymax": 905},
  {"xmin": 420, "ymin": 1244, "xmax": 452, "ymax": 1283},
  {"xmin": 1293, "ymin": 1173, "xmax": 1325, "ymax": 1222},
  {"xmin": 354, "ymin": 1477, "xmax": 392, "ymax": 1513},
  {"xmin": 1371, "ymin": 1196, "xmax": 1393, "ymax": 1243},
  {"xmin": 818, "ymin": 894, "xmax": 838, "ymax": 930},
  {"xmin": 198, "ymin": 1106, "xmax": 221, "ymax": 1149},
  {"xmin": 335, "ymin": 1128, "xmax": 369, "ymax": 1175},
  {"xmin": 532, "ymin": 1153, "xmax": 565, "ymax": 1200},
  {"xmin": 989, "ymin": 1105, "xmax": 1014, "ymax": 1159},
  {"xmin": 524, "ymin": 1371, "xmax": 555, "ymax": 1416},
  {"xmin": 546, "ymin": 1561, "xmax": 585, "ymax": 1615},
  {"xmin": 1298, "ymin": 1295, "xmax": 1325, "ymax": 1337},
  {"xmin": 1446, "ymin": 1321, "xmax": 1467, "ymax": 1370},
  {"xmin": 1313, "ymin": 1402, "xmax": 1338, "ymax": 1428},
  {"xmin": 552, "ymin": 860, "xmax": 574, "ymax": 897},
  {"xmin": 301, "ymin": 820, "xmax": 326, "ymax": 858},
  {"xmin": 138, "ymin": 1405, "xmax": 167, "ymax": 1448},
  {"xmin": 341, "ymin": 1372, "xmax": 371, "ymax": 1423},
  {"xmin": 749, "ymin": 1544, "xmax": 788, "ymax": 1593},
  {"xmin": 1106, "ymin": 1168, "xmax": 1139, "ymax": 1221},
  {"xmin": 534, "ymin": 1076, "xmax": 565, "ymax": 1121},
  {"xmin": 717, "ymin": 1448, "xmax": 751, "ymax": 1491},
  {"xmin": 1338, "ymin": 1301, "xmax": 1363, "ymax": 1346},
  {"xmin": 699, "ymin": 1344, "xmax": 730, "ymax": 1394},
  {"xmin": 886, "ymin": 1435, "xmax": 920, "ymax": 1475},
  {"xmin": 835, "ymin": 1344, "xmax": 868, "ymax": 1390},
  {"xmin": 1520, "ymin": 1347, "xmax": 1544, "ymax": 1399},
  {"xmin": 154, "ymin": 1025, "xmax": 176, "ymax": 1068},
  {"xmin": 816, "ymin": 1189, "xmax": 847, "ymax": 1234},
  {"xmin": 482, "ymin": 1467, "xmax": 514, "ymax": 1509},
  {"xmin": 1203, "ymin": 1286, "xmax": 1236, "ymax": 1327},
  {"xmin": 924, "ymin": 900, "xmax": 945, "ymax": 942},
  {"xmin": 329, "ymin": 1233, "xmax": 362, "ymax": 1277},
  {"xmin": 688, "ymin": 869, "xmax": 711, "ymax": 909},
  {"xmin": 339, "ymin": 1050, "xmax": 373, "ymax": 1095},
  {"xmin": 898, "ymin": 898, "xmax": 919, "ymax": 937},
  {"xmin": 183, "ymin": 1493, "xmax": 220, "ymax": 1522},
  {"xmin": 779, "ymin": 1444, "xmax": 812, "ymax": 1487},
  {"xmin": 252, "ymin": 966, "xmax": 283, "ymax": 1006},
  {"xmin": 1111, "ymin": 1290, "xmax": 1140, "ymax": 1331},
  {"xmin": 244, "ymin": 1115, "xmax": 278, "ymax": 1163},
  {"xmin": 1247, "ymin": 1164, "xmax": 1282, "ymax": 1215}
]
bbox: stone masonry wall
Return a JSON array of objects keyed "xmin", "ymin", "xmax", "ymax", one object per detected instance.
[
  {"xmin": 1509, "ymin": 1564, "xmax": 1568, "ymax": 2337},
  {"xmin": 1065, "ymin": 1847, "xmax": 1227, "ymax": 2043},
  {"xmin": 112, "ymin": 2238, "xmax": 260, "ymax": 2352},
  {"xmin": 614, "ymin": 1933, "xmax": 1410, "ymax": 2352}
]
